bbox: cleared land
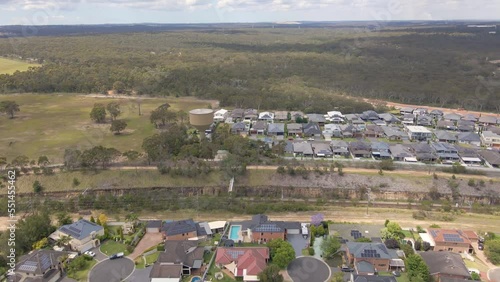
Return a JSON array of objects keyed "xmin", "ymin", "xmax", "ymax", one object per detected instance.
[
  {"xmin": 0, "ymin": 94, "xmax": 213, "ymax": 162},
  {"xmin": 0, "ymin": 57, "xmax": 40, "ymax": 74}
]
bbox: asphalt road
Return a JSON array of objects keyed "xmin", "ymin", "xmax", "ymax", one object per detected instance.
[
  {"xmin": 287, "ymin": 257, "xmax": 331, "ymax": 282},
  {"xmin": 89, "ymin": 257, "xmax": 135, "ymax": 282}
]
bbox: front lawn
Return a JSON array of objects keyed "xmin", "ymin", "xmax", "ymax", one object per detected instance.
[
  {"xmin": 100, "ymin": 240, "xmax": 129, "ymax": 256},
  {"xmin": 67, "ymin": 259, "xmax": 97, "ymax": 282}
]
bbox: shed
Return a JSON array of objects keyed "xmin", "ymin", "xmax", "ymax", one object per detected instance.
[{"xmin": 147, "ymin": 220, "xmax": 163, "ymax": 233}]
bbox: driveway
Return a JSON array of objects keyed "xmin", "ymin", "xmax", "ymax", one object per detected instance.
[
  {"xmin": 288, "ymin": 234, "xmax": 309, "ymax": 257},
  {"xmin": 89, "ymin": 246, "xmax": 108, "ymax": 262},
  {"xmin": 126, "ymin": 266, "xmax": 153, "ymax": 282},
  {"xmin": 488, "ymin": 268, "xmax": 500, "ymax": 282},
  {"xmin": 128, "ymin": 233, "xmax": 163, "ymax": 260},
  {"xmin": 287, "ymin": 257, "xmax": 331, "ymax": 282},
  {"xmin": 89, "ymin": 257, "xmax": 135, "ymax": 282}
]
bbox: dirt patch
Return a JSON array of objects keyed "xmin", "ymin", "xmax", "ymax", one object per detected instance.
[{"xmin": 128, "ymin": 233, "xmax": 163, "ymax": 260}]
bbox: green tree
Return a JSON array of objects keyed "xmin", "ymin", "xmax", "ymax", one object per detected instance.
[
  {"xmin": 80, "ymin": 146, "xmax": 121, "ymax": 169},
  {"xmin": 220, "ymin": 153, "xmax": 247, "ymax": 179},
  {"xmin": 177, "ymin": 110, "xmax": 188, "ymax": 124},
  {"xmin": 37, "ymin": 155, "xmax": 50, "ymax": 166},
  {"xmin": 321, "ymin": 236, "xmax": 341, "ymax": 259},
  {"xmin": 150, "ymin": 103, "xmax": 176, "ymax": 128},
  {"xmin": 267, "ymin": 239, "xmax": 295, "ymax": 268},
  {"xmin": 106, "ymin": 102, "xmax": 121, "ymax": 120},
  {"xmin": 72, "ymin": 177, "xmax": 80, "ymax": 187},
  {"xmin": 33, "ymin": 180, "xmax": 43, "ymax": 193},
  {"xmin": 405, "ymin": 254, "xmax": 430, "ymax": 282},
  {"xmin": 57, "ymin": 212, "xmax": 73, "ymax": 226},
  {"xmin": 258, "ymin": 264, "xmax": 284, "ymax": 282},
  {"xmin": 12, "ymin": 155, "xmax": 30, "ymax": 167},
  {"xmin": 0, "ymin": 100, "xmax": 20, "ymax": 119},
  {"xmin": 123, "ymin": 150, "xmax": 141, "ymax": 162},
  {"xmin": 64, "ymin": 148, "xmax": 82, "ymax": 170},
  {"xmin": 401, "ymin": 243, "xmax": 415, "ymax": 257},
  {"xmin": 32, "ymin": 237, "xmax": 49, "ymax": 249},
  {"xmin": 14, "ymin": 212, "xmax": 54, "ymax": 254},
  {"xmin": 331, "ymin": 272, "xmax": 344, "ymax": 282},
  {"xmin": 381, "ymin": 222, "xmax": 405, "ymax": 240},
  {"xmin": 112, "ymin": 81, "xmax": 126, "ymax": 94},
  {"xmin": 90, "ymin": 216, "xmax": 95, "ymax": 223},
  {"xmin": 110, "ymin": 119, "xmax": 127, "ymax": 134},
  {"xmin": 90, "ymin": 103, "xmax": 106, "ymax": 123},
  {"xmin": 484, "ymin": 239, "xmax": 500, "ymax": 264}
]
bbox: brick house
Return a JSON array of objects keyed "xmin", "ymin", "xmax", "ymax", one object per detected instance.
[
  {"xmin": 425, "ymin": 229, "xmax": 476, "ymax": 253},
  {"xmin": 216, "ymin": 247, "xmax": 269, "ymax": 281},
  {"xmin": 233, "ymin": 214, "xmax": 301, "ymax": 243},
  {"xmin": 345, "ymin": 242, "xmax": 395, "ymax": 272},
  {"xmin": 420, "ymin": 251, "xmax": 471, "ymax": 282}
]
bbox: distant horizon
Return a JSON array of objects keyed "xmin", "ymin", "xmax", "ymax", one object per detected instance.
[
  {"xmin": 1, "ymin": 0, "xmax": 500, "ymax": 26},
  {"xmin": 1, "ymin": 19, "xmax": 500, "ymax": 27}
]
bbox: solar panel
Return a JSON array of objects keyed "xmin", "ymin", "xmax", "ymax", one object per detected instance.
[{"xmin": 40, "ymin": 254, "xmax": 52, "ymax": 272}]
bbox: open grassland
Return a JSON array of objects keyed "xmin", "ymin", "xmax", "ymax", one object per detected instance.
[
  {"xmin": 0, "ymin": 57, "xmax": 40, "ymax": 74},
  {"xmin": 0, "ymin": 94, "xmax": 213, "ymax": 162},
  {"xmin": 9, "ymin": 169, "xmax": 223, "ymax": 194}
]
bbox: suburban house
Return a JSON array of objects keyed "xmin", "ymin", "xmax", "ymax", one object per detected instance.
[
  {"xmin": 303, "ymin": 122, "xmax": 322, "ymax": 137},
  {"xmin": 443, "ymin": 113, "xmax": 462, "ymax": 122},
  {"xmin": 399, "ymin": 107, "xmax": 414, "ymax": 115},
  {"xmin": 410, "ymin": 143, "xmax": 438, "ymax": 162},
  {"xmin": 389, "ymin": 144, "xmax": 417, "ymax": 162},
  {"xmin": 286, "ymin": 123, "xmax": 303, "ymax": 137},
  {"xmin": 424, "ymin": 229, "xmax": 476, "ymax": 253},
  {"xmin": 274, "ymin": 111, "xmax": 288, "ymax": 121},
  {"xmin": 416, "ymin": 115, "xmax": 433, "ymax": 126},
  {"xmin": 214, "ymin": 109, "xmax": 229, "ymax": 123},
  {"xmin": 349, "ymin": 141, "xmax": 372, "ymax": 158},
  {"xmin": 345, "ymin": 242, "xmax": 399, "ymax": 272},
  {"xmin": 146, "ymin": 220, "xmax": 163, "ymax": 233},
  {"xmin": 413, "ymin": 108, "xmax": 428, "ymax": 116},
  {"xmin": 306, "ymin": 114, "xmax": 326, "ymax": 125},
  {"xmin": 378, "ymin": 113, "xmax": 400, "ymax": 124},
  {"xmin": 267, "ymin": 123, "xmax": 285, "ymax": 136},
  {"xmin": 323, "ymin": 124, "xmax": 342, "ymax": 138},
  {"xmin": 243, "ymin": 109, "xmax": 258, "ymax": 121},
  {"xmin": 434, "ymin": 130, "xmax": 457, "ymax": 144},
  {"xmin": 380, "ymin": 126, "xmax": 407, "ymax": 141},
  {"xmin": 341, "ymin": 124, "xmax": 364, "ymax": 138},
  {"xmin": 161, "ymin": 219, "xmax": 208, "ymax": 240},
  {"xmin": 478, "ymin": 150, "xmax": 500, "ymax": 168},
  {"xmin": 355, "ymin": 260, "xmax": 376, "ymax": 275},
  {"xmin": 405, "ymin": 126, "xmax": 433, "ymax": 141},
  {"xmin": 258, "ymin": 112, "xmax": 274, "ymax": 122},
  {"xmin": 420, "ymin": 252, "xmax": 471, "ymax": 282},
  {"xmin": 230, "ymin": 109, "xmax": 245, "ymax": 121},
  {"xmin": 364, "ymin": 125, "xmax": 384, "ymax": 138},
  {"xmin": 431, "ymin": 142, "xmax": 460, "ymax": 164},
  {"xmin": 15, "ymin": 250, "xmax": 72, "ymax": 282},
  {"xmin": 456, "ymin": 132, "xmax": 481, "ymax": 147},
  {"xmin": 478, "ymin": 115, "xmax": 497, "ymax": 126},
  {"xmin": 345, "ymin": 114, "xmax": 361, "ymax": 123},
  {"xmin": 481, "ymin": 131, "xmax": 500, "ymax": 148},
  {"xmin": 150, "ymin": 240, "xmax": 205, "ymax": 282},
  {"xmin": 231, "ymin": 122, "xmax": 248, "ymax": 134},
  {"xmin": 290, "ymin": 111, "xmax": 305, "ymax": 121},
  {"xmin": 457, "ymin": 120, "xmax": 475, "ymax": 132},
  {"xmin": 326, "ymin": 111, "xmax": 345, "ymax": 123},
  {"xmin": 208, "ymin": 221, "xmax": 227, "ymax": 234},
  {"xmin": 331, "ymin": 140, "xmax": 350, "ymax": 157},
  {"xmin": 250, "ymin": 121, "xmax": 267, "ymax": 135},
  {"xmin": 352, "ymin": 275, "xmax": 397, "ymax": 282},
  {"xmin": 360, "ymin": 110, "xmax": 379, "ymax": 121},
  {"xmin": 293, "ymin": 142, "xmax": 314, "ymax": 157},
  {"xmin": 402, "ymin": 114, "xmax": 415, "ymax": 125},
  {"xmin": 436, "ymin": 120, "xmax": 457, "ymax": 131},
  {"xmin": 371, "ymin": 142, "xmax": 391, "ymax": 159},
  {"xmin": 312, "ymin": 143, "xmax": 333, "ymax": 158},
  {"xmin": 456, "ymin": 146, "xmax": 483, "ymax": 166},
  {"xmin": 232, "ymin": 214, "xmax": 301, "ymax": 243},
  {"xmin": 429, "ymin": 109, "xmax": 444, "ymax": 119},
  {"xmin": 462, "ymin": 114, "xmax": 479, "ymax": 122},
  {"xmin": 215, "ymin": 247, "xmax": 269, "ymax": 282},
  {"xmin": 49, "ymin": 219, "xmax": 104, "ymax": 252}
]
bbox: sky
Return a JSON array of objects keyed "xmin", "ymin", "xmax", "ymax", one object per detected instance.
[{"xmin": 0, "ymin": 0, "xmax": 499, "ymax": 25}]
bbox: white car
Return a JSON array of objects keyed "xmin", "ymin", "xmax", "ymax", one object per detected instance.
[{"xmin": 84, "ymin": 251, "xmax": 96, "ymax": 257}]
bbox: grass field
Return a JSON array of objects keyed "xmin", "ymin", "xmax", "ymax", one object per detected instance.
[
  {"xmin": 68, "ymin": 259, "xmax": 97, "ymax": 282},
  {"xmin": 100, "ymin": 240, "xmax": 129, "ymax": 256},
  {"xmin": 0, "ymin": 93, "xmax": 214, "ymax": 162},
  {"xmin": 0, "ymin": 57, "xmax": 40, "ymax": 74}
]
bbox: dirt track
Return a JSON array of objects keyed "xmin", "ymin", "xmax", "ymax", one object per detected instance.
[{"xmin": 365, "ymin": 98, "xmax": 500, "ymax": 117}]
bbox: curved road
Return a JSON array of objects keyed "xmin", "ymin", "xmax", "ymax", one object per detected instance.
[{"xmin": 89, "ymin": 257, "xmax": 135, "ymax": 282}]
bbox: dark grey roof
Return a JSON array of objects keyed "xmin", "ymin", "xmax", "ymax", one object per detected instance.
[
  {"xmin": 162, "ymin": 219, "xmax": 197, "ymax": 236},
  {"xmin": 356, "ymin": 261, "xmax": 375, "ymax": 273},
  {"xmin": 434, "ymin": 130, "xmax": 456, "ymax": 141},
  {"xmin": 346, "ymin": 242, "xmax": 394, "ymax": 259},
  {"xmin": 59, "ymin": 219, "xmax": 103, "ymax": 240},
  {"xmin": 268, "ymin": 123, "xmax": 285, "ymax": 133},
  {"xmin": 231, "ymin": 109, "xmax": 244, "ymax": 118},
  {"xmin": 371, "ymin": 142, "xmax": 390, "ymax": 151},
  {"xmin": 331, "ymin": 140, "xmax": 349, "ymax": 148},
  {"xmin": 158, "ymin": 240, "xmax": 204, "ymax": 268},
  {"xmin": 420, "ymin": 251, "xmax": 471, "ymax": 278},
  {"xmin": 150, "ymin": 264, "xmax": 182, "ymax": 279},
  {"xmin": 411, "ymin": 142, "xmax": 433, "ymax": 153},
  {"xmin": 287, "ymin": 123, "xmax": 303, "ymax": 131},
  {"xmin": 232, "ymin": 122, "xmax": 246, "ymax": 130},
  {"xmin": 306, "ymin": 114, "xmax": 326, "ymax": 123},
  {"xmin": 303, "ymin": 122, "xmax": 322, "ymax": 135},
  {"xmin": 479, "ymin": 150, "xmax": 500, "ymax": 166},
  {"xmin": 16, "ymin": 250, "xmax": 67, "ymax": 276},
  {"xmin": 457, "ymin": 132, "xmax": 480, "ymax": 142},
  {"xmin": 361, "ymin": 111, "xmax": 379, "ymax": 120},
  {"xmin": 252, "ymin": 121, "xmax": 267, "ymax": 131},
  {"xmin": 147, "ymin": 220, "xmax": 162, "ymax": 229},
  {"xmin": 234, "ymin": 214, "xmax": 300, "ymax": 234},
  {"xmin": 284, "ymin": 141, "xmax": 294, "ymax": 153},
  {"xmin": 349, "ymin": 141, "xmax": 371, "ymax": 151},
  {"xmin": 354, "ymin": 275, "xmax": 397, "ymax": 282},
  {"xmin": 430, "ymin": 109, "xmax": 444, "ymax": 116},
  {"xmin": 444, "ymin": 113, "xmax": 462, "ymax": 121}
]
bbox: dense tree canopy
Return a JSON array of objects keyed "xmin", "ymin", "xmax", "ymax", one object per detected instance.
[
  {"xmin": 90, "ymin": 103, "xmax": 106, "ymax": 123},
  {"xmin": 267, "ymin": 239, "xmax": 295, "ymax": 269},
  {"xmin": 1, "ymin": 27, "xmax": 497, "ymax": 111},
  {"xmin": 258, "ymin": 264, "xmax": 284, "ymax": 282},
  {"xmin": 485, "ymin": 239, "xmax": 500, "ymax": 264},
  {"xmin": 405, "ymin": 254, "xmax": 430, "ymax": 282}
]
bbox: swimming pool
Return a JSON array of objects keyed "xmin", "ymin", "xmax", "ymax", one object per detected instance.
[
  {"xmin": 229, "ymin": 225, "xmax": 241, "ymax": 241},
  {"xmin": 191, "ymin": 276, "xmax": 201, "ymax": 282}
]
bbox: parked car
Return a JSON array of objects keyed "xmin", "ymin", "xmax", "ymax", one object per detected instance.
[
  {"xmin": 478, "ymin": 244, "xmax": 484, "ymax": 250},
  {"xmin": 392, "ymin": 271, "xmax": 401, "ymax": 277},
  {"xmin": 110, "ymin": 252, "xmax": 124, "ymax": 259},
  {"xmin": 341, "ymin": 265, "xmax": 353, "ymax": 272},
  {"xmin": 84, "ymin": 251, "xmax": 96, "ymax": 258}
]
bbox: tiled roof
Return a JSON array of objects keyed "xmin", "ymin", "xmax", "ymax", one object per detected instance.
[
  {"xmin": 216, "ymin": 247, "xmax": 269, "ymax": 276},
  {"xmin": 427, "ymin": 228, "xmax": 472, "ymax": 244},
  {"xmin": 346, "ymin": 242, "xmax": 393, "ymax": 259},
  {"xmin": 420, "ymin": 251, "xmax": 470, "ymax": 278}
]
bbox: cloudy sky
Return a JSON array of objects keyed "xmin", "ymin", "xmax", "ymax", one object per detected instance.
[{"xmin": 0, "ymin": 0, "xmax": 498, "ymax": 25}]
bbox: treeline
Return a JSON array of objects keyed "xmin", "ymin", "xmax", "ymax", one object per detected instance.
[{"xmin": 1, "ymin": 27, "xmax": 498, "ymax": 111}]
